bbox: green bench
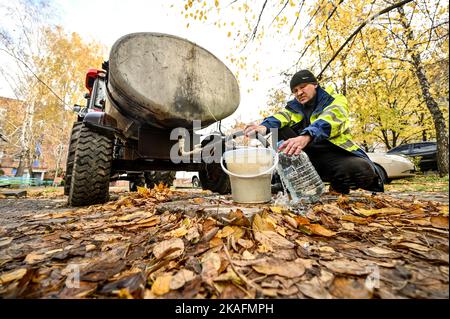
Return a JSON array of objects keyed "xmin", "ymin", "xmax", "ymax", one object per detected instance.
[{"xmin": 0, "ymin": 177, "xmax": 41, "ymax": 188}]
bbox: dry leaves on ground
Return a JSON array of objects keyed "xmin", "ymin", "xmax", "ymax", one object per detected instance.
[{"xmin": 0, "ymin": 186, "xmax": 448, "ymax": 299}]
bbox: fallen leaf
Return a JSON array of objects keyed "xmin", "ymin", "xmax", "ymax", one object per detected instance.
[
  {"xmin": 151, "ymin": 274, "xmax": 172, "ymax": 296},
  {"xmin": 254, "ymin": 231, "xmax": 295, "ymax": 249},
  {"xmin": 295, "ymin": 216, "xmax": 310, "ymax": 226},
  {"xmin": 201, "ymin": 252, "xmax": 222, "ymax": 279},
  {"xmin": 92, "ymin": 234, "xmax": 123, "ymax": 242},
  {"xmin": 365, "ymin": 246, "xmax": 399, "ymax": 258},
  {"xmin": 341, "ymin": 215, "xmax": 368, "ymax": 224},
  {"xmin": 230, "ymin": 226, "xmax": 245, "ymax": 240},
  {"xmin": 192, "ymin": 197, "xmax": 205, "ymax": 204},
  {"xmin": 319, "ymin": 260, "xmax": 372, "ymax": 275},
  {"xmin": 438, "ymin": 205, "xmax": 448, "ymax": 215},
  {"xmin": 0, "ymin": 237, "xmax": 13, "ymax": 248},
  {"xmin": 117, "ymin": 211, "xmax": 147, "ymax": 221},
  {"xmin": 308, "ymin": 224, "xmax": 336, "ymax": 237},
  {"xmin": 330, "ymin": 277, "xmax": 372, "ymax": 299},
  {"xmin": 315, "ymin": 204, "xmax": 345, "ymax": 216},
  {"xmin": 216, "ymin": 226, "xmax": 235, "ymax": 238},
  {"xmin": 297, "ymin": 277, "xmax": 333, "ymax": 299},
  {"xmin": 396, "ymin": 242, "xmax": 430, "ymax": 252},
  {"xmin": 252, "ymin": 213, "xmax": 276, "ymax": 232},
  {"xmin": 242, "ymin": 250, "xmax": 255, "ymax": 260},
  {"xmin": 0, "ymin": 268, "xmax": 27, "ymax": 284},
  {"xmin": 226, "ymin": 209, "xmax": 250, "ymax": 227},
  {"xmin": 24, "ymin": 252, "xmax": 47, "ymax": 264},
  {"xmin": 168, "ymin": 226, "xmax": 188, "ymax": 238},
  {"xmin": 209, "ymin": 237, "xmax": 223, "ymax": 248},
  {"xmin": 252, "ymin": 259, "xmax": 305, "ymax": 278},
  {"xmin": 270, "ymin": 206, "xmax": 284, "ymax": 214},
  {"xmin": 170, "ymin": 269, "xmax": 195, "ymax": 290},
  {"xmin": 355, "ymin": 207, "xmax": 405, "ymax": 217},
  {"xmin": 219, "ymin": 283, "xmax": 247, "ymax": 299},
  {"xmin": 318, "ymin": 246, "xmax": 336, "ymax": 254},
  {"xmin": 237, "ymin": 238, "xmax": 254, "ymax": 249},
  {"xmin": 341, "ymin": 222, "xmax": 355, "ymax": 230},
  {"xmin": 153, "ymin": 238, "xmax": 184, "ymax": 260},
  {"xmin": 283, "ymin": 215, "xmax": 298, "ymax": 228},
  {"xmin": 185, "ymin": 226, "xmax": 200, "ymax": 242},
  {"xmin": 214, "ymin": 269, "xmax": 241, "ymax": 284},
  {"xmin": 430, "ymin": 216, "xmax": 449, "ymax": 229}
]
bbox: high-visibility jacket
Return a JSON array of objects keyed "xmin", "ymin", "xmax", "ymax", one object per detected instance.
[
  {"xmin": 261, "ymin": 85, "xmax": 363, "ymax": 155},
  {"xmin": 260, "ymin": 85, "xmax": 384, "ymax": 191}
]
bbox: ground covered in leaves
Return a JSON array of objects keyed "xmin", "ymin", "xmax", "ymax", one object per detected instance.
[{"xmin": 0, "ymin": 185, "xmax": 448, "ymax": 299}]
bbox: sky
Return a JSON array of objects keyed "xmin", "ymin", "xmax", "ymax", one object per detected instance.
[{"xmin": 0, "ymin": 0, "xmax": 302, "ymax": 129}]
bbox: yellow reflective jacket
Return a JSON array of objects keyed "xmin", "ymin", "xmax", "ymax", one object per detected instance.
[{"xmin": 261, "ymin": 85, "xmax": 361, "ymax": 154}]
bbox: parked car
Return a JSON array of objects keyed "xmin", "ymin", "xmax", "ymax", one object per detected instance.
[
  {"xmin": 367, "ymin": 152, "xmax": 415, "ymax": 183},
  {"xmin": 175, "ymin": 171, "xmax": 201, "ymax": 188},
  {"xmin": 386, "ymin": 142, "xmax": 437, "ymax": 171}
]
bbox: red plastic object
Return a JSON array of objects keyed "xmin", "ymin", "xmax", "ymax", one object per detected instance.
[{"xmin": 85, "ymin": 69, "xmax": 104, "ymax": 94}]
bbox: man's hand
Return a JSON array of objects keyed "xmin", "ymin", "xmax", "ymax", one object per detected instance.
[
  {"xmin": 278, "ymin": 135, "xmax": 312, "ymax": 155},
  {"xmin": 243, "ymin": 124, "xmax": 267, "ymax": 137}
]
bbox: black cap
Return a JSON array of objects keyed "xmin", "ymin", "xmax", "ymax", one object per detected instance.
[{"xmin": 290, "ymin": 70, "xmax": 318, "ymax": 92}]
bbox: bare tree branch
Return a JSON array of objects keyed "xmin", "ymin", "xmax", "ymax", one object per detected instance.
[
  {"xmin": 270, "ymin": 0, "xmax": 290, "ymax": 27},
  {"xmin": 241, "ymin": 0, "xmax": 268, "ymax": 51}
]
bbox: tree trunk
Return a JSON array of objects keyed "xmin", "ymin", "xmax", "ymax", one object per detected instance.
[
  {"xmin": 398, "ymin": 7, "xmax": 449, "ymax": 176},
  {"xmin": 53, "ymin": 143, "xmax": 64, "ymax": 187},
  {"xmin": 15, "ymin": 155, "xmax": 25, "ymax": 177}
]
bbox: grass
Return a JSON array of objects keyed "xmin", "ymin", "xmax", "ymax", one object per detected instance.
[{"xmin": 385, "ymin": 173, "xmax": 449, "ymax": 192}]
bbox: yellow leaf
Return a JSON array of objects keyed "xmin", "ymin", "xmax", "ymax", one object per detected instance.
[
  {"xmin": 217, "ymin": 226, "xmax": 235, "ymax": 238},
  {"xmin": 270, "ymin": 206, "xmax": 284, "ymax": 214},
  {"xmin": 430, "ymin": 216, "xmax": 448, "ymax": 229},
  {"xmin": 252, "ymin": 213, "xmax": 276, "ymax": 232},
  {"xmin": 169, "ymin": 226, "xmax": 188, "ymax": 238},
  {"xmin": 151, "ymin": 275, "xmax": 172, "ymax": 296},
  {"xmin": 355, "ymin": 207, "xmax": 405, "ymax": 217},
  {"xmin": 0, "ymin": 268, "xmax": 27, "ymax": 284},
  {"xmin": 209, "ymin": 237, "xmax": 223, "ymax": 247},
  {"xmin": 308, "ymin": 224, "xmax": 336, "ymax": 237},
  {"xmin": 341, "ymin": 215, "xmax": 368, "ymax": 224},
  {"xmin": 438, "ymin": 206, "xmax": 448, "ymax": 215}
]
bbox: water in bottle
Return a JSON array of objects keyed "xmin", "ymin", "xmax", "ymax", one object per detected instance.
[{"xmin": 276, "ymin": 151, "xmax": 325, "ymax": 206}]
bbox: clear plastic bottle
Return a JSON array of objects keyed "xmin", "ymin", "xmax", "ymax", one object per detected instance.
[{"xmin": 276, "ymin": 151, "xmax": 325, "ymax": 205}]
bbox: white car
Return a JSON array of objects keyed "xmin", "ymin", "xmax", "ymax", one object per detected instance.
[
  {"xmin": 175, "ymin": 171, "xmax": 201, "ymax": 188},
  {"xmin": 367, "ymin": 152, "xmax": 415, "ymax": 183}
]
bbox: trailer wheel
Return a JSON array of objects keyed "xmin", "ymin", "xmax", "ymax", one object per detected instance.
[
  {"xmin": 145, "ymin": 171, "xmax": 176, "ymax": 189},
  {"xmin": 199, "ymin": 163, "xmax": 230, "ymax": 194},
  {"xmin": 64, "ymin": 122, "xmax": 82, "ymax": 195},
  {"xmin": 68, "ymin": 124, "xmax": 113, "ymax": 206}
]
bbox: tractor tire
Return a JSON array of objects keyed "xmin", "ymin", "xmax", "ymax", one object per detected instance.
[
  {"xmin": 199, "ymin": 163, "xmax": 231, "ymax": 194},
  {"xmin": 144, "ymin": 171, "xmax": 176, "ymax": 189},
  {"xmin": 64, "ymin": 122, "xmax": 82, "ymax": 195},
  {"xmin": 68, "ymin": 124, "xmax": 113, "ymax": 206},
  {"xmin": 129, "ymin": 174, "xmax": 146, "ymax": 192}
]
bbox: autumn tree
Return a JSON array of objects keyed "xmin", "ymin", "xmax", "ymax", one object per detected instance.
[
  {"xmin": 33, "ymin": 26, "xmax": 105, "ymax": 185},
  {"xmin": 0, "ymin": 0, "xmax": 53, "ymax": 177},
  {"xmin": 1, "ymin": 0, "xmax": 106, "ymax": 181},
  {"xmin": 177, "ymin": 0, "xmax": 449, "ymax": 175}
]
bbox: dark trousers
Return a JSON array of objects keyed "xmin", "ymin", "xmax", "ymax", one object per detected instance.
[
  {"xmin": 304, "ymin": 141, "xmax": 379, "ymax": 193},
  {"xmin": 278, "ymin": 127, "xmax": 380, "ymax": 194}
]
